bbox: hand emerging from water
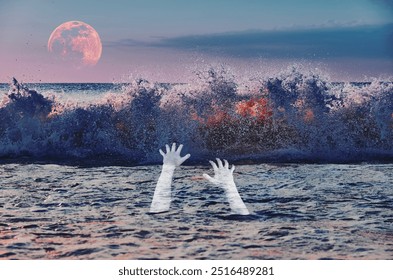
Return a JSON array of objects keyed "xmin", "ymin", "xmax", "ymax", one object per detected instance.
[
  {"xmin": 150, "ymin": 143, "xmax": 190, "ymax": 213},
  {"xmin": 159, "ymin": 143, "xmax": 190, "ymax": 168},
  {"xmin": 203, "ymin": 158, "xmax": 250, "ymax": 215},
  {"xmin": 203, "ymin": 158, "xmax": 236, "ymax": 190}
]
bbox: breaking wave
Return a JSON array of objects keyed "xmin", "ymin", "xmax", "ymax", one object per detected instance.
[{"xmin": 1, "ymin": 66, "xmax": 392, "ymax": 165}]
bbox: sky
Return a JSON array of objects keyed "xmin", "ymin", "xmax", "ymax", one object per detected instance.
[{"xmin": 0, "ymin": 0, "xmax": 392, "ymax": 82}]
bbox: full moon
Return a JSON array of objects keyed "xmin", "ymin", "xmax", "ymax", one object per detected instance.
[{"xmin": 47, "ymin": 21, "xmax": 102, "ymax": 66}]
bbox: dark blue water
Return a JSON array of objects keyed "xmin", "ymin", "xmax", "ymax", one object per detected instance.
[{"xmin": 0, "ymin": 163, "xmax": 392, "ymax": 259}]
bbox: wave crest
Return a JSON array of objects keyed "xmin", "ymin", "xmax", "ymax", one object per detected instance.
[{"xmin": 1, "ymin": 67, "xmax": 392, "ymax": 165}]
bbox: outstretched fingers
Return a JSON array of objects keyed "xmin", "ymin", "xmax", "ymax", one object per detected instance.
[
  {"xmin": 204, "ymin": 158, "xmax": 238, "ymax": 189},
  {"xmin": 179, "ymin": 153, "xmax": 191, "ymax": 165},
  {"xmin": 203, "ymin": 173, "xmax": 218, "ymax": 185},
  {"xmin": 209, "ymin": 160, "xmax": 218, "ymax": 172},
  {"xmin": 176, "ymin": 144, "xmax": 183, "ymax": 154},
  {"xmin": 163, "ymin": 143, "xmax": 184, "ymax": 154},
  {"xmin": 216, "ymin": 158, "xmax": 223, "ymax": 168},
  {"xmin": 159, "ymin": 149, "xmax": 165, "ymax": 157},
  {"xmin": 159, "ymin": 143, "xmax": 191, "ymax": 166},
  {"xmin": 218, "ymin": 158, "xmax": 235, "ymax": 172}
]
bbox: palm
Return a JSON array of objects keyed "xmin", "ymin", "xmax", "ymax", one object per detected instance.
[
  {"xmin": 203, "ymin": 158, "xmax": 235, "ymax": 189},
  {"xmin": 203, "ymin": 158, "xmax": 250, "ymax": 215},
  {"xmin": 160, "ymin": 143, "xmax": 190, "ymax": 167}
]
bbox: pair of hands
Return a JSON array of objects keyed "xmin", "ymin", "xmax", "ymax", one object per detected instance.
[
  {"xmin": 154, "ymin": 143, "xmax": 249, "ymax": 215},
  {"xmin": 160, "ymin": 143, "xmax": 236, "ymax": 191}
]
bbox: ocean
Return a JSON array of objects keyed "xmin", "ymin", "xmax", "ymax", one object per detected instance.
[{"xmin": 0, "ymin": 67, "xmax": 392, "ymax": 259}]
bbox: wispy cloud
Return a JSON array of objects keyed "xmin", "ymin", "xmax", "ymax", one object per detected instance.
[
  {"xmin": 103, "ymin": 38, "xmax": 144, "ymax": 48},
  {"xmin": 106, "ymin": 23, "xmax": 393, "ymax": 60},
  {"xmin": 372, "ymin": 0, "xmax": 393, "ymax": 10}
]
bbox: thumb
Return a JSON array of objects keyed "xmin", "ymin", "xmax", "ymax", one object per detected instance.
[
  {"xmin": 179, "ymin": 153, "xmax": 191, "ymax": 165},
  {"xmin": 203, "ymin": 173, "xmax": 217, "ymax": 184}
]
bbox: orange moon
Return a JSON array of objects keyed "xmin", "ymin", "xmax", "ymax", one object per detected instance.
[{"xmin": 47, "ymin": 21, "xmax": 102, "ymax": 66}]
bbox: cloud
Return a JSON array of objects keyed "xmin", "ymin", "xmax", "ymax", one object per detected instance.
[
  {"xmin": 103, "ymin": 38, "xmax": 144, "ymax": 48},
  {"xmin": 372, "ymin": 0, "xmax": 393, "ymax": 9},
  {"xmin": 106, "ymin": 23, "xmax": 393, "ymax": 60},
  {"xmin": 157, "ymin": 24, "xmax": 393, "ymax": 60}
]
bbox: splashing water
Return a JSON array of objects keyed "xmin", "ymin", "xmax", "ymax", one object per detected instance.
[{"xmin": 0, "ymin": 67, "xmax": 392, "ymax": 165}]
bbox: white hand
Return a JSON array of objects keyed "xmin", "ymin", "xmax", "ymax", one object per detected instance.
[
  {"xmin": 203, "ymin": 158, "xmax": 250, "ymax": 215},
  {"xmin": 150, "ymin": 143, "xmax": 190, "ymax": 213},
  {"xmin": 203, "ymin": 158, "xmax": 236, "ymax": 190},
  {"xmin": 159, "ymin": 143, "xmax": 190, "ymax": 168}
]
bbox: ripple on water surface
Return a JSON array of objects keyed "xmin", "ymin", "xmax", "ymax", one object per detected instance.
[{"xmin": 0, "ymin": 163, "xmax": 392, "ymax": 259}]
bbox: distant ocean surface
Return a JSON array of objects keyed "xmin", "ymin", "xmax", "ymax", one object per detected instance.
[{"xmin": 0, "ymin": 67, "xmax": 392, "ymax": 259}]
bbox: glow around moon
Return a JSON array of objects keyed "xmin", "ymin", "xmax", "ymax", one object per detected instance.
[{"xmin": 47, "ymin": 21, "xmax": 102, "ymax": 66}]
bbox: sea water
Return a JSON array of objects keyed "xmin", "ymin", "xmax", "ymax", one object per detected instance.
[
  {"xmin": 0, "ymin": 163, "xmax": 392, "ymax": 259},
  {"xmin": 0, "ymin": 67, "xmax": 392, "ymax": 259}
]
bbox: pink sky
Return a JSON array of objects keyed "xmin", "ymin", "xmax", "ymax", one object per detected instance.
[{"xmin": 0, "ymin": 0, "xmax": 392, "ymax": 83}]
